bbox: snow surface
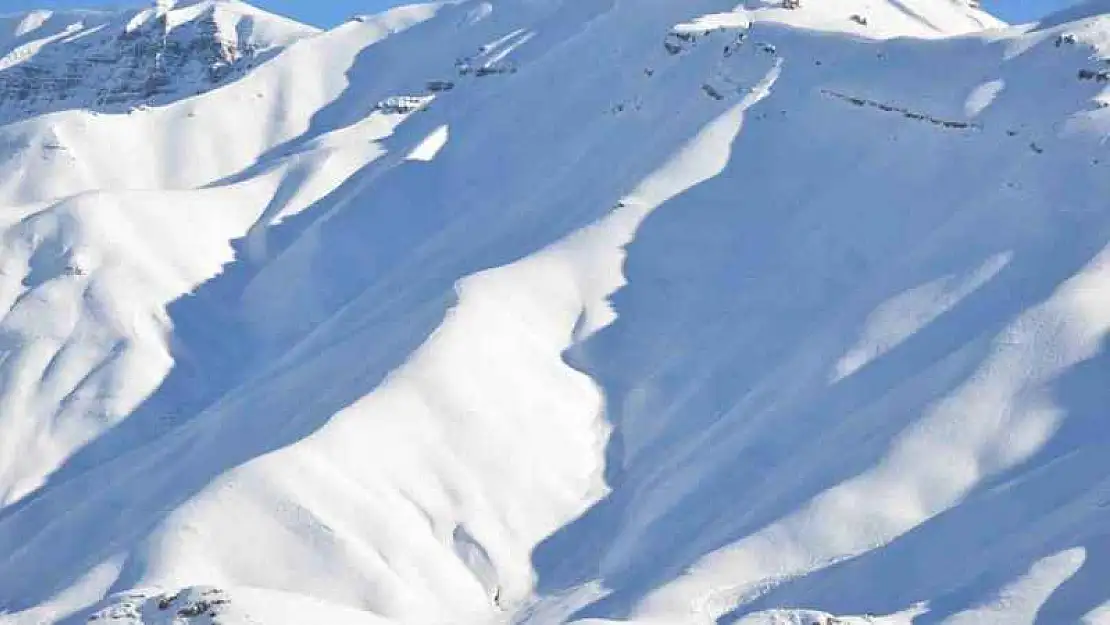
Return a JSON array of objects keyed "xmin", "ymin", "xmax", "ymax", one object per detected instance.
[{"xmin": 0, "ymin": 0, "xmax": 1108, "ymax": 624}]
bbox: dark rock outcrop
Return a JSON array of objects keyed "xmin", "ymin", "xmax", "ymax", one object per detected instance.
[{"xmin": 0, "ymin": 3, "xmax": 295, "ymax": 120}]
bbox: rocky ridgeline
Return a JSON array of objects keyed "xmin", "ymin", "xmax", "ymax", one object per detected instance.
[
  {"xmin": 0, "ymin": 7, "xmax": 261, "ymax": 117},
  {"xmin": 87, "ymin": 587, "xmax": 231, "ymax": 624}
]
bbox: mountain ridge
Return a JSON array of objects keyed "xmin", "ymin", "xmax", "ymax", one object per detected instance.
[{"xmin": 0, "ymin": 0, "xmax": 317, "ymax": 123}]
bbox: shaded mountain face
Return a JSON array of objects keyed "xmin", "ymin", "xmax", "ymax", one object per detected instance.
[{"xmin": 0, "ymin": 1, "xmax": 1108, "ymax": 625}]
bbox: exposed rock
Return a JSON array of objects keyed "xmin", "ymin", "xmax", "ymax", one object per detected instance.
[
  {"xmin": 664, "ymin": 30, "xmax": 700, "ymax": 55},
  {"xmin": 375, "ymin": 95, "xmax": 434, "ymax": 114},
  {"xmin": 88, "ymin": 587, "xmax": 231, "ymax": 623},
  {"xmin": 823, "ymin": 89, "xmax": 979, "ymax": 130},
  {"xmin": 473, "ymin": 64, "xmax": 516, "ymax": 77},
  {"xmin": 702, "ymin": 83, "xmax": 725, "ymax": 100},
  {"xmin": 426, "ymin": 80, "xmax": 455, "ymax": 92},
  {"xmin": 455, "ymin": 60, "xmax": 516, "ymax": 77},
  {"xmin": 1078, "ymin": 68, "xmax": 1110, "ymax": 82},
  {"xmin": 0, "ymin": 4, "xmax": 298, "ymax": 119}
]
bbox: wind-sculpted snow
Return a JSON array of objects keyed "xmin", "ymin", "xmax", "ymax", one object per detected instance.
[{"xmin": 0, "ymin": 1, "xmax": 1108, "ymax": 625}]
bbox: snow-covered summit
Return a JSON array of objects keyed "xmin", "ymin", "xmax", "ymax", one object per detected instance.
[
  {"xmin": 0, "ymin": 0, "xmax": 316, "ymax": 121},
  {"xmin": 736, "ymin": 0, "xmax": 1002, "ymax": 37}
]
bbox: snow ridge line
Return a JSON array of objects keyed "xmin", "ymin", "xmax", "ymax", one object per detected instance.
[{"xmin": 821, "ymin": 88, "xmax": 981, "ymax": 130}]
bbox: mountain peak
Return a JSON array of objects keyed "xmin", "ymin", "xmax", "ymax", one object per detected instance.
[
  {"xmin": 0, "ymin": 0, "xmax": 315, "ymax": 122},
  {"xmin": 743, "ymin": 0, "xmax": 1003, "ymax": 36}
]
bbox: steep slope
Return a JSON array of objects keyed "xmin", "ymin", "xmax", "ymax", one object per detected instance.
[{"xmin": 0, "ymin": 1, "xmax": 1109, "ymax": 625}]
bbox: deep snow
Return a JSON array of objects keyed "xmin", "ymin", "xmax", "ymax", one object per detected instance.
[{"xmin": 0, "ymin": 1, "xmax": 1108, "ymax": 624}]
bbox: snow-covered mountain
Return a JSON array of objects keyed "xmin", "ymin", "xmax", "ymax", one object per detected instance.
[
  {"xmin": 0, "ymin": 1, "xmax": 315, "ymax": 121},
  {"xmin": 0, "ymin": 0, "xmax": 1107, "ymax": 624}
]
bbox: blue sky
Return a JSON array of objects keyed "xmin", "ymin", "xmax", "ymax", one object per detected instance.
[
  {"xmin": 2, "ymin": 0, "xmax": 1089, "ymax": 28},
  {"xmin": 982, "ymin": 0, "xmax": 1084, "ymax": 21}
]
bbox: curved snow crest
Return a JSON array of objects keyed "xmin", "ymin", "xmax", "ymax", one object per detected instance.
[
  {"xmin": 0, "ymin": 0, "xmax": 1109, "ymax": 624},
  {"xmin": 740, "ymin": 0, "xmax": 1003, "ymax": 38},
  {"xmin": 832, "ymin": 252, "xmax": 1012, "ymax": 381}
]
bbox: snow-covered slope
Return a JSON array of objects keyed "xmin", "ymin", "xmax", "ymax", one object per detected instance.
[{"xmin": 0, "ymin": 1, "xmax": 1108, "ymax": 624}]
